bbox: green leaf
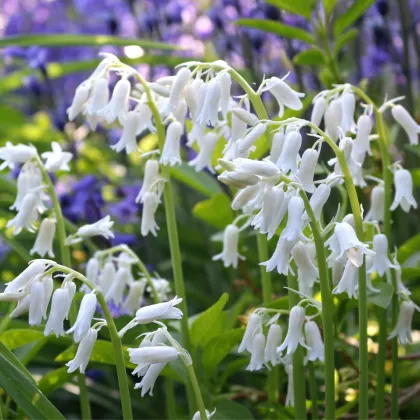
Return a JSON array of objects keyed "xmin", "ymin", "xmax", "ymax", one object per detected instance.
[
  {"xmin": 190, "ymin": 293, "xmax": 229, "ymax": 348},
  {"xmin": 334, "ymin": 28, "xmax": 359, "ymax": 56},
  {"xmin": 368, "ymin": 282, "xmax": 394, "ymax": 309},
  {"xmin": 0, "ymin": 34, "xmax": 179, "ymax": 50},
  {"xmin": 192, "ymin": 193, "xmax": 234, "ymax": 229},
  {"xmin": 333, "ymin": 0, "xmax": 375, "ymax": 36},
  {"xmin": 213, "ymin": 400, "xmax": 254, "ymax": 420},
  {"xmin": 0, "ymin": 329, "xmax": 44, "ymax": 350},
  {"xmin": 264, "ymin": 295, "xmax": 289, "ymax": 310},
  {"xmin": 0, "ymin": 342, "xmax": 65, "ymax": 419},
  {"xmin": 38, "ymin": 367, "xmax": 72, "ymax": 395},
  {"xmin": 55, "ymin": 339, "xmax": 135, "ymax": 369},
  {"xmin": 323, "ymin": 0, "xmax": 338, "ymax": 16},
  {"xmin": 236, "ymin": 19, "xmax": 314, "ymax": 44},
  {"xmin": 169, "ymin": 163, "xmax": 222, "ymax": 198},
  {"xmin": 202, "ymin": 329, "xmax": 244, "ymax": 374},
  {"xmin": 293, "ymin": 48, "xmax": 326, "ymax": 66},
  {"xmin": 402, "ymin": 267, "xmax": 420, "ymax": 281},
  {"xmin": 264, "ymin": 0, "xmax": 312, "ymax": 20},
  {"xmin": 398, "ymin": 233, "xmax": 420, "ymax": 264}
]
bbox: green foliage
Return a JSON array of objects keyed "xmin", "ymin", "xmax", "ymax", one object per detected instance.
[
  {"xmin": 38, "ymin": 367, "xmax": 73, "ymax": 395},
  {"xmin": 213, "ymin": 400, "xmax": 254, "ymax": 419},
  {"xmin": 323, "ymin": 0, "xmax": 338, "ymax": 16},
  {"xmin": 333, "ymin": 0, "xmax": 376, "ymax": 36},
  {"xmin": 192, "ymin": 194, "xmax": 234, "ymax": 229},
  {"xmin": 0, "ymin": 329, "xmax": 44, "ymax": 350},
  {"xmin": 0, "ymin": 342, "xmax": 65, "ymax": 419},
  {"xmin": 236, "ymin": 19, "xmax": 314, "ymax": 44},
  {"xmin": 398, "ymin": 233, "xmax": 420, "ymax": 264},
  {"xmin": 293, "ymin": 48, "xmax": 326, "ymax": 66},
  {"xmin": 334, "ymin": 29, "xmax": 359, "ymax": 56},
  {"xmin": 367, "ymin": 282, "xmax": 394, "ymax": 309},
  {"xmin": 264, "ymin": 0, "xmax": 312, "ymax": 20}
]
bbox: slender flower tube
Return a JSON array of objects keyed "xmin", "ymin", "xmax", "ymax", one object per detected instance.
[
  {"xmin": 390, "ymin": 169, "xmax": 417, "ymax": 212},
  {"xmin": 123, "ymin": 281, "xmax": 147, "ymax": 315},
  {"xmin": 269, "ymin": 130, "xmax": 285, "ymax": 163},
  {"xmin": 30, "ymin": 218, "xmax": 56, "ymax": 257},
  {"xmin": 238, "ymin": 312, "xmax": 263, "ymax": 353},
  {"xmin": 160, "ymin": 121, "xmax": 183, "ymax": 166},
  {"xmin": 352, "ymin": 115, "xmax": 372, "ymax": 163},
  {"xmin": 105, "ymin": 266, "xmax": 131, "ymax": 306},
  {"xmin": 231, "ymin": 185, "xmax": 259, "ymax": 211},
  {"xmin": 218, "ymin": 70, "xmax": 232, "ymax": 118},
  {"xmin": 212, "ymin": 224, "xmax": 244, "ymax": 269},
  {"xmin": 7, "ymin": 192, "xmax": 40, "ymax": 235},
  {"xmin": 134, "ymin": 362, "xmax": 167, "ymax": 396},
  {"xmin": 278, "ymin": 305, "xmax": 309, "ymax": 354},
  {"xmin": 264, "ymin": 324, "xmax": 282, "ymax": 366},
  {"xmin": 277, "ymin": 131, "xmax": 302, "ymax": 174},
  {"xmin": 237, "ymin": 123, "xmax": 267, "ymax": 154},
  {"xmin": 305, "ymin": 321, "xmax": 325, "ymax": 362},
  {"xmin": 67, "ymin": 293, "xmax": 97, "ymax": 343},
  {"xmin": 67, "ymin": 81, "xmax": 91, "ymax": 121},
  {"xmin": 5, "ymin": 260, "xmax": 46, "ymax": 293},
  {"xmin": 66, "ymin": 328, "xmax": 98, "ymax": 373},
  {"xmin": 247, "ymin": 331, "xmax": 266, "ymax": 371},
  {"xmin": 324, "ymin": 98, "xmax": 342, "ymax": 142},
  {"xmin": 232, "ymin": 107, "xmax": 259, "ymax": 126},
  {"xmin": 189, "ymin": 132, "xmax": 219, "ymax": 173},
  {"xmin": 292, "ymin": 242, "xmax": 319, "ymax": 288},
  {"xmin": 392, "ymin": 104, "xmax": 420, "ymax": 145},
  {"xmin": 28, "ymin": 279, "xmax": 45, "ymax": 326},
  {"xmin": 368, "ymin": 234, "xmax": 396, "ymax": 276},
  {"xmin": 310, "ymin": 96, "xmax": 327, "ymax": 130},
  {"xmin": 333, "ymin": 259, "xmax": 359, "ymax": 299},
  {"xmin": 136, "ymin": 160, "xmax": 161, "ymax": 204},
  {"xmin": 303, "ymin": 183, "xmax": 331, "ymax": 222},
  {"xmin": 167, "ymin": 67, "xmax": 191, "ymax": 112},
  {"xmin": 340, "ymin": 91, "xmax": 356, "ymax": 133},
  {"xmin": 135, "ymin": 297, "xmax": 183, "ymax": 324},
  {"xmin": 97, "ymin": 78, "xmax": 131, "ymax": 125},
  {"xmin": 197, "ymin": 78, "xmax": 221, "ymax": 126},
  {"xmin": 388, "ymin": 300, "xmax": 416, "ymax": 345},
  {"xmin": 99, "ymin": 260, "xmax": 116, "ymax": 295},
  {"xmin": 261, "ymin": 237, "xmax": 295, "ymax": 275},
  {"xmin": 296, "ymin": 148, "xmax": 319, "ymax": 193},
  {"xmin": 84, "ymin": 78, "xmax": 109, "ymax": 130},
  {"xmin": 74, "ymin": 215, "xmax": 114, "ymax": 243},
  {"xmin": 111, "ymin": 111, "xmax": 140, "ymax": 154},
  {"xmin": 232, "ymin": 158, "xmax": 280, "ymax": 178},
  {"xmin": 280, "ymin": 196, "xmax": 305, "ymax": 243},
  {"xmin": 129, "ymin": 346, "xmax": 179, "ymax": 365},
  {"xmin": 10, "ymin": 162, "xmax": 43, "ymax": 211},
  {"xmin": 141, "ymin": 192, "xmax": 160, "ymax": 237},
  {"xmin": 44, "ymin": 288, "xmax": 71, "ymax": 337},
  {"xmin": 285, "ymin": 363, "xmax": 294, "ymax": 407},
  {"xmin": 185, "ymin": 78, "xmax": 204, "ymax": 120},
  {"xmin": 364, "ymin": 184, "xmax": 385, "ymax": 222}
]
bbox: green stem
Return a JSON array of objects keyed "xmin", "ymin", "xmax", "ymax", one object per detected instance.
[
  {"xmin": 165, "ymin": 378, "xmax": 177, "ymax": 419},
  {"xmin": 309, "ymin": 363, "xmax": 319, "ymax": 420},
  {"xmin": 287, "ymin": 267, "xmax": 307, "ymax": 420},
  {"xmin": 186, "ymin": 365, "xmax": 207, "ymax": 420},
  {"xmin": 375, "ymin": 307, "xmax": 387, "ymax": 420},
  {"xmin": 35, "ymin": 158, "xmax": 91, "ymax": 419},
  {"xmin": 0, "ymin": 303, "xmax": 15, "ymax": 334}
]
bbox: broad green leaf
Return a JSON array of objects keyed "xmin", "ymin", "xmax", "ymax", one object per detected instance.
[
  {"xmin": 264, "ymin": 0, "xmax": 312, "ymax": 20},
  {"xmin": 0, "ymin": 232, "xmax": 32, "ymax": 262},
  {"xmin": 398, "ymin": 233, "xmax": 420, "ymax": 264},
  {"xmin": 402, "ymin": 267, "xmax": 420, "ymax": 281},
  {"xmin": 190, "ymin": 293, "xmax": 229, "ymax": 348},
  {"xmin": 334, "ymin": 28, "xmax": 359, "ymax": 56},
  {"xmin": 0, "ymin": 329, "xmax": 44, "ymax": 350},
  {"xmin": 0, "ymin": 342, "xmax": 65, "ymax": 419},
  {"xmin": 323, "ymin": 0, "xmax": 338, "ymax": 16},
  {"xmin": 293, "ymin": 48, "xmax": 326, "ymax": 66},
  {"xmin": 38, "ymin": 367, "xmax": 72, "ymax": 395},
  {"xmin": 237, "ymin": 19, "xmax": 314, "ymax": 44},
  {"xmin": 202, "ymin": 329, "xmax": 243, "ymax": 374},
  {"xmin": 333, "ymin": 0, "xmax": 375, "ymax": 36},
  {"xmin": 213, "ymin": 400, "xmax": 254, "ymax": 420},
  {"xmin": 0, "ymin": 56, "xmax": 191, "ymax": 95},
  {"xmin": 0, "ymin": 34, "xmax": 179, "ymax": 50},
  {"xmin": 264, "ymin": 295, "xmax": 289, "ymax": 310},
  {"xmin": 55, "ymin": 339, "xmax": 135, "ymax": 369},
  {"xmin": 169, "ymin": 163, "xmax": 222, "ymax": 198},
  {"xmin": 368, "ymin": 282, "xmax": 394, "ymax": 309},
  {"xmin": 192, "ymin": 193, "xmax": 234, "ymax": 229}
]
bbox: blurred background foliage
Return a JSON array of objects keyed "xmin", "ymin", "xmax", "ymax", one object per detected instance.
[{"xmin": 1, "ymin": 0, "xmax": 420, "ymax": 419}]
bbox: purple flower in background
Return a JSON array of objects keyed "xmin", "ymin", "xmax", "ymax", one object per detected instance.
[
  {"xmin": 111, "ymin": 232, "xmax": 137, "ymax": 247},
  {"xmin": 108, "ymin": 185, "xmax": 141, "ymax": 224}
]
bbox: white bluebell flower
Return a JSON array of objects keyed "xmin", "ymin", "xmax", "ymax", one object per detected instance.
[
  {"xmin": 67, "ymin": 293, "xmax": 97, "ymax": 343},
  {"xmin": 390, "ymin": 169, "xmax": 417, "ymax": 213},
  {"xmin": 388, "ymin": 300, "xmax": 417, "ymax": 345},
  {"xmin": 41, "ymin": 142, "xmax": 73, "ymax": 172},
  {"xmin": 365, "ymin": 184, "xmax": 385, "ymax": 222},
  {"xmin": 278, "ymin": 305, "xmax": 308, "ymax": 354},
  {"xmin": 30, "ymin": 218, "xmax": 56, "ymax": 258},
  {"xmin": 304, "ymin": 321, "xmax": 324, "ymax": 362},
  {"xmin": 277, "ymin": 131, "xmax": 302, "ymax": 174},
  {"xmin": 66, "ymin": 328, "xmax": 98, "ymax": 374},
  {"xmin": 212, "ymin": 224, "xmax": 244, "ymax": 269},
  {"xmin": 392, "ymin": 104, "xmax": 420, "ymax": 145}
]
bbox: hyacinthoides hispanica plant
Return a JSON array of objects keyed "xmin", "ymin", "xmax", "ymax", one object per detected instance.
[{"xmin": 1, "ymin": 53, "xmax": 419, "ymax": 420}]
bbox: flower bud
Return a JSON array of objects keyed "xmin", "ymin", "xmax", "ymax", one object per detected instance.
[
  {"xmin": 29, "ymin": 279, "xmax": 45, "ymax": 326},
  {"xmin": 219, "ymin": 71, "xmax": 232, "ymax": 118},
  {"xmin": 247, "ymin": 331, "xmax": 265, "ymax": 371},
  {"xmin": 5, "ymin": 260, "xmax": 45, "ymax": 294},
  {"xmin": 233, "ymin": 157, "xmax": 280, "ymax": 177},
  {"xmin": 232, "ymin": 107, "xmax": 259, "ymax": 126},
  {"xmin": 304, "ymin": 184, "xmax": 331, "ymax": 221},
  {"xmin": 310, "ymin": 96, "xmax": 327, "ymax": 130},
  {"xmin": 136, "ymin": 160, "xmax": 160, "ymax": 204},
  {"xmin": 352, "ymin": 114, "xmax": 372, "ymax": 162},
  {"xmin": 340, "ymin": 91, "xmax": 356, "ymax": 133},
  {"xmin": 237, "ymin": 123, "xmax": 266, "ymax": 154},
  {"xmin": 269, "ymin": 130, "xmax": 285, "ymax": 163},
  {"xmin": 324, "ymin": 99, "xmax": 342, "ymax": 142}
]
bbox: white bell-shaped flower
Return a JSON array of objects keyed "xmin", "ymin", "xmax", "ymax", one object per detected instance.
[
  {"xmin": 30, "ymin": 217, "xmax": 56, "ymax": 257},
  {"xmin": 135, "ymin": 296, "xmax": 183, "ymax": 324},
  {"xmin": 136, "ymin": 160, "xmax": 162, "ymax": 204},
  {"xmin": 197, "ymin": 78, "xmax": 221, "ymax": 126},
  {"xmin": 352, "ymin": 115, "xmax": 372, "ymax": 163},
  {"xmin": 281, "ymin": 196, "xmax": 305, "ymax": 243},
  {"xmin": 105, "ymin": 266, "xmax": 131, "ymax": 306},
  {"xmin": 277, "ymin": 131, "xmax": 302, "ymax": 174},
  {"xmin": 247, "ymin": 330, "xmax": 266, "ymax": 371},
  {"xmin": 388, "ymin": 300, "xmax": 416, "ymax": 345},
  {"xmin": 7, "ymin": 192, "xmax": 40, "ymax": 235},
  {"xmin": 167, "ymin": 67, "xmax": 191, "ymax": 112},
  {"xmin": 238, "ymin": 312, "xmax": 263, "ymax": 353},
  {"xmin": 5, "ymin": 260, "xmax": 46, "ymax": 294},
  {"xmin": 28, "ymin": 278, "xmax": 45, "ymax": 326},
  {"xmin": 123, "ymin": 280, "xmax": 147, "ymax": 315},
  {"xmin": 10, "ymin": 295, "xmax": 31, "ymax": 318},
  {"xmin": 230, "ymin": 110, "xmax": 247, "ymax": 144},
  {"xmin": 160, "ymin": 121, "xmax": 183, "ymax": 166},
  {"xmin": 10, "ymin": 162, "xmax": 43, "ymax": 211},
  {"xmin": 368, "ymin": 234, "xmax": 396, "ymax": 276},
  {"xmin": 192, "ymin": 409, "xmax": 215, "ymax": 420},
  {"xmin": 66, "ymin": 328, "xmax": 98, "ymax": 374},
  {"xmin": 261, "ymin": 237, "xmax": 295, "ymax": 275},
  {"xmin": 41, "ymin": 142, "xmax": 73, "ymax": 172},
  {"xmin": 232, "ymin": 158, "xmax": 280, "ymax": 178},
  {"xmin": 390, "ymin": 169, "xmax": 417, "ymax": 212},
  {"xmin": 278, "ymin": 305, "xmax": 309, "ymax": 354},
  {"xmin": 285, "ymin": 363, "xmax": 294, "ymax": 407},
  {"xmin": 212, "ymin": 224, "xmax": 244, "ymax": 269},
  {"xmin": 218, "ymin": 171, "xmax": 260, "ymax": 189},
  {"xmin": 0, "ymin": 142, "xmax": 37, "ymax": 171},
  {"xmin": 131, "ymin": 332, "xmax": 166, "ymax": 377},
  {"xmin": 69, "ymin": 215, "xmax": 114, "ymax": 245},
  {"xmin": 141, "ymin": 192, "xmax": 160, "ymax": 237},
  {"xmin": 67, "ymin": 293, "xmax": 97, "ymax": 343},
  {"xmin": 173, "ymin": 97, "xmax": 187, "ymax": 126},
  {"xmin": 44, "ymin": 288, "xmax": 71, "ymax": 337},
  {"xmin": 296, "ymin": 148, "xmax": 319, "ymax": 193},
  {"xmin": 324, "ymin": 99, "xmax": 342, "ymax": 142},
  {"xmin": 303, "ymin": 184, "xmax": 331, "ymax": 222},
  {"xmin": 232, "ymin": 107, "xmax": 259, "ymax": 127},
  {"xmin": 219, "ymin": 70, "xmax": 232, "ymax": 118},
  {"xmin": 67, "ymin": 81, "xmax": 92, "ymax": 121},
  {"xmin": 111, "ymin": 111, "xmax": 140, "ymax": 154},
  {"xmin": 186, "ymin": 78, "xmax": 204, "ymax": 121},
  {"xmin": 269, "ymin": 130, "xmax": 285, "ymax": 163},
  {"xmin": 392, "ymin": 104, "xmax": 420, "ymax": 145},
  {"xmin": 392, "ymin": 257, "xmax": 411, "ymax": 296},
  {"xmin": 331, "ymin": 259, "xmax": 345, "ymax": 286},
  {"xmin": 340, "ymin": 91, "xmax": 356, "ymax": 133},
  {"xmin": 237, "ymin": 123, "xmax": 266, "ymax": 154},
  {"xmin": 332, "ymin": 258, "xmax": 359, "ymax": 299},
  {"xmin": 97, "ymin": 78, "xmax": 130, "ymax": 124},
  {"xmin": 263, "ymin": 77, "xmax": 304, "ymax": 117},
  {"xmin": 310, "ymin": 95, "xmax": 327, "ymax": 130},
  {"xmin": 134, "ymin": 362, "xmax": 167, "ymax": 397},
  {"xmin": 331, "ymin": 222, "xmax": 374, "ymax": 266},
  {"xmin": 292, "ymin": 242, "xmax": 319, "ymax": 288},
  {"xmin": 85, "ymin": 256, "xmax": 99, "ymax": 286},
  {"xmin": 42, "ymin": 275, "xmax": 54, "ymax": 320},
  {"xmin": 267, "ymin": 186, "xmax": 288, "ymax": 240},
  {"xmin": 304, "ymin": 321, "xmax": 324, "ymax": 362},
  {"xmin": 365, "ymin": 184, "xmax": 385, "ymax": 222},
  {"xmin": 99, "ymin": 260, "xmax": 116, "ymax": 295},
  {"xmin": 189, "ymin": 132, "xmax": 219, "ymax": 173},
  {"xmin": 231, "ymin": 184, "xmax": 259, "ymax": 211},
  {"xmin": 84, "ymin": 78, "xmax": 109, "ymax": 130},
  {"xmin": 129, "ymin": 346, "xmax": 179, "ymax": 365},
  {"xmin": 264, "ymin": 324, "xmax": 282, "ymax": 366}
]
